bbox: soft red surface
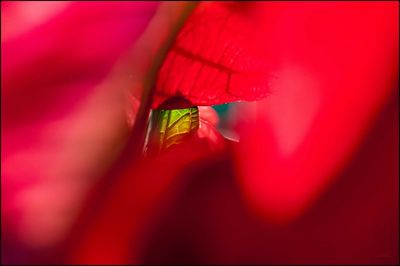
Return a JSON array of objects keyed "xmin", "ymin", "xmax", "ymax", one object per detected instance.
[
  {"xmin": 68, "ymin": 135, "xmax": 226, "ymax": 264},
  {"xmin": 231, "ymin": 1, "xmax": 399, "ymax": 222},
  {"xmin": 142, "ymin": 94, "xmax": 398, "ymax": 265},
  {"xmin": 72, "ymin": 93, "xmax": 399, "ymax": 265},
  {"xmin": 1, "ymin": 1, "xmax": 159, "ymax": 263},
  {"xmin": 153, "ymin": 0, "xmax": 399, "ymax": 221},
  {"xmin": 1, "ymin": 1, "xmax": 398, "ymax": 265}
]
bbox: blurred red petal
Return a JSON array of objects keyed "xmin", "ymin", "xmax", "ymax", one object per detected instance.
[
  {"xmin": 1, "ymin": 1, "xmax": 159, "ymax": 253},
  {"xmin": 232, "ymin": 2, "xmax": 399, "ymax": 222},
  {"xmin": 141, "ymin": 95, "xmax": 398, "ymax": 264},
  {"xmin": 68, "ymin": 136, "xmax": 226, "ymax": 264}
]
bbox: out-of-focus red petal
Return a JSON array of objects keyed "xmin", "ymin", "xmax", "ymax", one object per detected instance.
[
  {"xmin": 1, "ymin": 1, "xmax": 159, "ymax": 253},
  {"xmin": 68, "ymin": 136, "xmax": 225, "ymax": 264},
  {"xmin": 231, "ymin": 2, "xmax": 399, "ymax": 222},
  {"xmin": 140, "ymin": 95, "xmax": 398, "ymax": 264}
]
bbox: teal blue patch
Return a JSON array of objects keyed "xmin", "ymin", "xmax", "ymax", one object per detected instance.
[{"xmin": 212, "ymin": 103, "xmax": 230, "ymax": 116}]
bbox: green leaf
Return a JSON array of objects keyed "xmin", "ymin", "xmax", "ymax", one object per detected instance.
[{"xmin": 147, "ymin": 107, "xmax": 199, "ymax": 153}]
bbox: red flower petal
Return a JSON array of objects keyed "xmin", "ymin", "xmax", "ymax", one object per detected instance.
[
  {"xmin": 1, "ymin": 1, "xmax": 159, "ymax": 252},
  {"xmin": 68, "ymin": 136, "xmax": 225, "ymax": 264},
  {"xmin": 231, "ymin": 1, "xmax": 399, "ymax": 222},
  {"xmin": 152, "ymin": 2, "xmax": 274, "ymax": 109}
]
